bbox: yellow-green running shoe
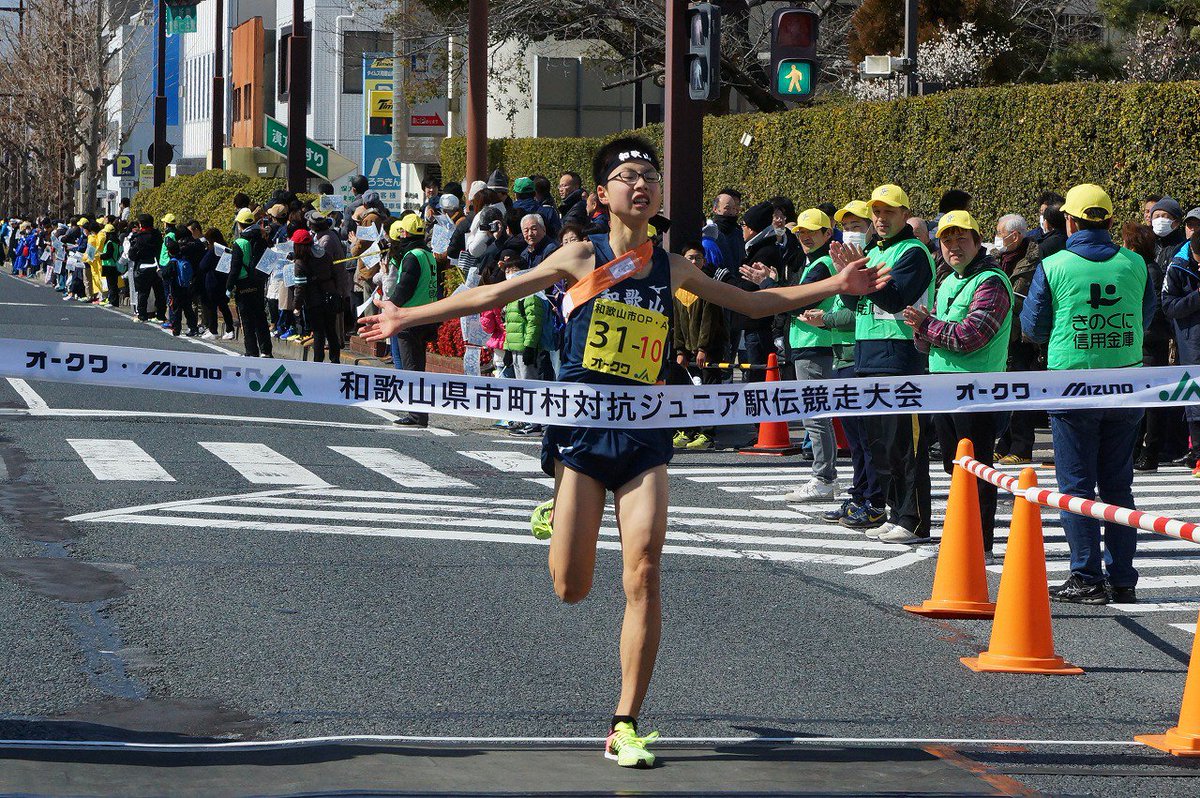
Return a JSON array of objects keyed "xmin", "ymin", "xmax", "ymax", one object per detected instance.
[
  {"xmin": 530, "ymin": 498, "xmax": 554, "ymax": 540},
  {"xmin": 672, "ymin": 430, "xmax": 691, "ymax": 448},
  {"xmin": 604, "ymin": 721, "xmax": 659, "ymax": 768}
]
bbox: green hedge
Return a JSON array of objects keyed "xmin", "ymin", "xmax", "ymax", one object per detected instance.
[
  {"xmin": 441, "ymin": 81, "xmax": 1200, "ymax": 225},
  {"xmin": 129, "ymin": 171, "xmax": 315, "ymax": 239}
]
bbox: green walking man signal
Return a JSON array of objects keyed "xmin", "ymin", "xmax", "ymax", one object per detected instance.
[{"xmin": 770, "ymin": 8, "xmax": 819, "ymax": 102}]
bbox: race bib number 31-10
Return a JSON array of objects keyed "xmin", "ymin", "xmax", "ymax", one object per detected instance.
[{"xmin": 583, "ymin": 299, "xmax": 669, "ymax": 384}]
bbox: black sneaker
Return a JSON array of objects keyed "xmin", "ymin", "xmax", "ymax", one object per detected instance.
[
  {"xmin": 1108, "ymin": 585, "xmax": 1137, "ymax": 604},
  {"xmin": 1134, "ymin": 456, "xmax": 1158, "ymax": 473},
  {"xmin": 511, "ymin": 423, "xmax": 542, "ymax": 436},
  {"xmin": 1170, "ymin": 452, "xmax": 1199, "ymax": 467},
  {"xmin": 822, "ymin": 499, "xmax": 855, "ymax": 523},
  {"xmin": 392, "ymin": 414, "xmax": 428, "ymax": 428},
  {"xmin": 1049, "ymin": 574, "xmax": 1108, "ymax": 605},
  {"xmin": 840, "ymin": 500, "xmax": 886, "ymax": 529}
]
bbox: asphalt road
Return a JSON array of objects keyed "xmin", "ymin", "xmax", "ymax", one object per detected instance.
[{"xmin": 2, "ymin": 272, "xmax": 1199, "ymax": 797}]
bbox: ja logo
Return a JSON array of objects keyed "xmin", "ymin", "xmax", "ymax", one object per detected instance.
[
  {"xmin": 249, "ymin": 365, "xmax": 302, "ymax": 397},
  {"xmin": 1159, "ymin": 371, "xmax": 1200, "ymax": 403}
]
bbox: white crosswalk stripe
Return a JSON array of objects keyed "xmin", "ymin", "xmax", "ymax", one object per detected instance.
[
  {"xmin": 198, "ymin": 442, "xmax": 327, "ymax": 486},
  {"xmin": 330, "ymin": 446, "xmax": 472, "ymax": 489},
  {"xmin": 67, "ymin": 439, "xmax": 175, "ymax": 482}
]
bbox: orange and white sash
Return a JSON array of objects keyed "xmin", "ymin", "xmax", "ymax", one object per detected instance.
[{"xmin": 561, "ymin": 241, "xmax": 654, "ymax": 321}]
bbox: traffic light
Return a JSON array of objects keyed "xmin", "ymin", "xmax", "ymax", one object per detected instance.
[
  {"xmin": 770, "ymin": 7, "xmax": 819, "ymax": 102},
  {"xmin": 687, "ymin": 3, "xmax": 721, "ymax": 102}
]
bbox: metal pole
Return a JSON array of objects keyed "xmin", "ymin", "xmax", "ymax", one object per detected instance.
[
  {"xmin": 286, "ymin": 0, "xmax": 309, "ymax": 193},
  {"xmin": 663, "ymin": 0, "xmax": 703, "ymax": 253},
  {"xmin": 392, "ymin": 1, "xmax": 410, "ymax": 193},
  {"xmin": 153, "ymin": 0, "xmax": 168, "ymax": 186},
  {"xmin": 464, "ymin": 0, "xmax": 487, "ymax": 184},
  {"xmin": 632, "ymin": 26, "xmax": 643, "ymax": 129},
  {"xmin": 903, "ymin": 0, "xmax": 918, "ymax": 98},
  {"xmin": 211, "ymin": 0, "xmax": 225, "ymax": 167}
]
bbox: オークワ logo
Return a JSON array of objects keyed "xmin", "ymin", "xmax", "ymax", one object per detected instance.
[{"xmin": 249, "ymin": 365, "xmax": 301, "ymax": 396}]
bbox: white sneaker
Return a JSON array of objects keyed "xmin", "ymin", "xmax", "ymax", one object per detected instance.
[
  {"xmin": 200, "ymin": 331, "xmax": 216, "ymax": 340},
  {"xmin": 783, "ymin": 479, "xmax": 837, "ymax": 503},
  {"xmin": 221, "ymin": 331, "xmax": 235, "ymax": 340},
  {"xmin": 878, "ymin": 525, "xmax": 928, "ymax": 545},
  {"xmin": 865, "ymin": 522, "xmax": 894, "ymax": 540}
]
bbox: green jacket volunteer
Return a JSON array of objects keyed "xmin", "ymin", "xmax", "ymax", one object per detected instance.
[
  {"xmin": 1019, "ymin": 183, "xmax": 1154, "ymax": 605},
  {"xmin": 387, "ymin": 213, "xmax": 439, "ymax": 429}
]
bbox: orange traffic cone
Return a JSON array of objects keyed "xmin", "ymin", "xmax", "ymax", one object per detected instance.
[
  {"xmin": 1136, "ymin": 605, "xmax": 1200, "ymax": 756},
  {"xmin": 739, "ymin": 353, "xmax": 804, "ymax": 456},
  {"xmin": 905, "ymin": 439, "xmax": 995, "ymax": 619},
  {"xmin": 962, "ymin": 467, "xmax": 1083, "ymax": 675}
]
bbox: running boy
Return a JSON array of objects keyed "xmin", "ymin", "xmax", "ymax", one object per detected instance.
[{"xmin": 359, "ymin": 137, "xmax": 887, "ymax": 768}]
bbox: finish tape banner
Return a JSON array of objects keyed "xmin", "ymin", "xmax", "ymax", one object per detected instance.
[{"xmin": 2, "ymin": 338, "xmax": 1198, "ymax": 429}]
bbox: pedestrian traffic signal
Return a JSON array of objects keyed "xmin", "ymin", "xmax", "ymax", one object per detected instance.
[
  {"xmin": 770, "ymin": 8, "xmax": 818, "ymax": 102},
  {"xmin": 687, "ymin": 3, "xmax": 721, "ymax": 102}
]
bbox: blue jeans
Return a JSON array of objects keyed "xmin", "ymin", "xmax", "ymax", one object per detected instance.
[{"xmin": 1049, "ymin": 408, "xmax": 1143, "ymax": 588}]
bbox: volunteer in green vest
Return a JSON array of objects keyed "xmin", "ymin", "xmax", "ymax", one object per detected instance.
[
  {"xmin": 905, "ymin": 211, "xmax": 1012, "ymax": 557},
  {"xmin": 1020, "ymin": 183, "xmax": 1155, "ymax": 605},
  {"xmin": 388, "ymin": 213, "xmax": 439, "ymax": 428},
  {"xmin": 832, "ymin": 184, "xmax": 935, "ymax": 545},
  {"xmin": 779, "ymin": 208, "xmax": 846, "ymax": 501},
  {"xmin": 226, "ymin": 219, "xmax": 273, "ymax": 358},
  {"xmin": 98, "ymin": 223, "xmax": 122, "ymax": 308}
]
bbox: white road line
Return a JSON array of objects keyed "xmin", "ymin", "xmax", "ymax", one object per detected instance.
[
  {"xmin": 1169, "ymin": 623, "xmax": 1197, "ymax": 634},
  {"xmin": 3, "ymin": 407, "xmax": 424, "ymax": 433},
  {"xmin": 66, "ymin": 439, "xmax": 175, "ymax": 482},
  {"xmin": 94, "ymin": 303, "xmax": 235, "ymax": 356},
  {"xmin": 88, "ymin": 513, "xmax": 880, "ymax": 566},
  {"xmin": 457, "ymin": 450, "xmax": 544, "ymax": 473},
  {"xmin": 5, "ymin": 378, "xmax": 49, "ymax": 413},
  {"xmin": 1003, "ymin": 557, "xmax": 1200, "ymax": 574},
  {"xmin": 1110, "ymin": 600, "xmax": 1199, "ymax": 613},
  {"xmin": 845, "ymin": 547, "xmax": 939, "ymax": 575},
  {"xmin": 1131, "ymin": 574, "xmax": 1200, "ymax": 590},
  {"xmin": 199, "ymin": 442, "xmax": 327, "ymax": 485},
  {"xmin": 0, "ymin": 301, "xmax": 45, "ymax": 306},
  {"xmin": 329, "ymin": 446, "xmax": 472, "ymax": 489},
  {"xmin": 524, "ymin": 477, "xmax": 555, "ymax": 488}
]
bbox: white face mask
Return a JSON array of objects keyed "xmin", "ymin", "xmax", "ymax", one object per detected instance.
[
  {"xmin": 1151, "ymin": 218, "xmax": 1176, "ymax": 237},
  {"xmin": 1039, "ymin": 214, "xmax": 1047, "ymax": 232},
  {"xmin": 992, "ymin": 235, "xmax": 1008, "ymax": 254},
  {"xmin": 842, "ymin": 230, "xmax": 867, "ymax": 249}
]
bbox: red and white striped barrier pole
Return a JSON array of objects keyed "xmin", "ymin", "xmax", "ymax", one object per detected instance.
[{"xmin": 955, "ymin": 456, "xmax": 1200, "ymax": 544}]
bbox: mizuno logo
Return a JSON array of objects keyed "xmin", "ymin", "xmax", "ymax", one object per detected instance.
[
  {"xmin": 249, "ymin": 365, "xmax": 302, "ymax": 396},
  {"xmin": 1061, "ymin": 382, "xmax": 1132, "ymax": 397},
  {"xmin": 142, "ymin": 361, "xmax": 223, "ymax": 380},
  {"xmin": 1160, "ymin": 371, "xmax": 1200, "ymax": 403}
]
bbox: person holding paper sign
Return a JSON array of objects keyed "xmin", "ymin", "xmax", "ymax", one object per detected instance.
[
  {"xmin": 227, "ymin": 221, "xmax": 273, "ymax": 358},
  {"xmin": 360, "ymin": 137, "xmax": 888, "ymax": 769},
  {"xmin": 198, "ymin": 229, "xmax": 235, "ymax": 340}
]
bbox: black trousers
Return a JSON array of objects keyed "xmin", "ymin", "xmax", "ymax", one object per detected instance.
[
  {"xmin": 1137, "ymin": 336, "xmax": 1186, "ymax": 462},
  {"xmin": 202, "ymin": 292, "xmax": 234, "ymax": 334},
  {"xmin": 997, "ymin": 339, "xmax": 1040, "ymax": 459},
  {"xmin": 101, "ymin": 266, "xmax": 122, "ymax": 307},
  {"xmin": 934, "ymin": 411, "xmax": 999, "ymax": 552},
  {"xmin": 169, "ymin": 284, "xmax": 198, "ymax": 335},
  {"xmin": 306, "ymin": 301, "xmax": 342, "ymax": 364},
  {"xmin": 235, "ymin": 286, "xmax": 273, "ymax": 357},
  {"xmin": 134, "ymin": 268, "xmax": 166, "ymax": 320},
  {"xmin": 864, "ymin": 412, "xmax": 933, "ymax": 536},
  {"xmin": 396, "ymin": 325, "xmax": 436, "ymax": 423}
]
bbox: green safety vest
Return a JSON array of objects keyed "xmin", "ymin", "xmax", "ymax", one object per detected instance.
[
  {"xmin": 99, "ymin": 237, "xmax": 118, "ymax": 268},
  {"xmin": 234, "ymin": 238, "xmax": 253, "ymax": 280},
  {"xmin": 855, "ymin": 238, "xmax": 935, "ymax": 341},
  {"xmin": 1042, "ymin": 247, "xmax": 1146, "ymax": 370},
  {"xmin": 398, "ymin": 248, "xmax": 437, "ymax": 308},
  {"xmin": 158, "ymin": 230, "xmax": 176, "ymax": 267},
  {"xmin": 787, "ymin": 254, "xmax": 836, "ymax": 351},
  {"xmin": 927, "ymin": 266, "xmax": 1012, "ymax": 374}
]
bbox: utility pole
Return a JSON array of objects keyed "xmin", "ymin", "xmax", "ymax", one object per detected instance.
[
  {"xmin": 152, "ymin": 0, "xmax": 168, "ymax": 185},
  {"xmin": 663, "ymin": 0, "xmax": 703, "ymax": 253},
  {"xmin": 211, "ymin": 0, "xmax": 224, "ymax": 168},
  {"xmin": 903, "ymin": 0, "xmax": 918, "ymax": 97},
  {"xmin": 286, "ymin": 0, "xmax": 309, "ymax": 193},
  {"xmin": 464, "ymin": 0, "xmax": 487, "ymax": 184},
  {"xmin": 631, "ymin": 26, "xmax": 643, "ymax": 129}
]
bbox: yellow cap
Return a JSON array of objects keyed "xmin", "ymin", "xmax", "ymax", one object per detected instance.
[
  {"xmin": 77, "ymin": 217, "xmax": 89, "ymax": 225},
  {"xmin": 235, "ymin": 208, "xmax": 255, "ymax": 224},
  {"xmin": 161, "ymin": 213, "xmax": 177, "ymax": 224},
  {"xmin": 794, "ymin": 208, "xmax": 831, "ymax": 232},
  {"xmin": 390, "ymin": 214, "xmax": 425, "ymax": 238},
  {"xmin": 834, "ymin": 200, "xmax": 870, "ymax": 224},
  {"xmin": 1061, "ymin": 183, "xmax": 1113, "ymax": 221},
  {"xmin": 869, "ymin": 184, "xmax": 911, "ymax": 209},
  {"xmin": 935, "ymin": 210, "xmax": 980, "ymax": 238},
  {"xmin": 102, "ymin": 223, "xmax": 115, "ymax": 234}
]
